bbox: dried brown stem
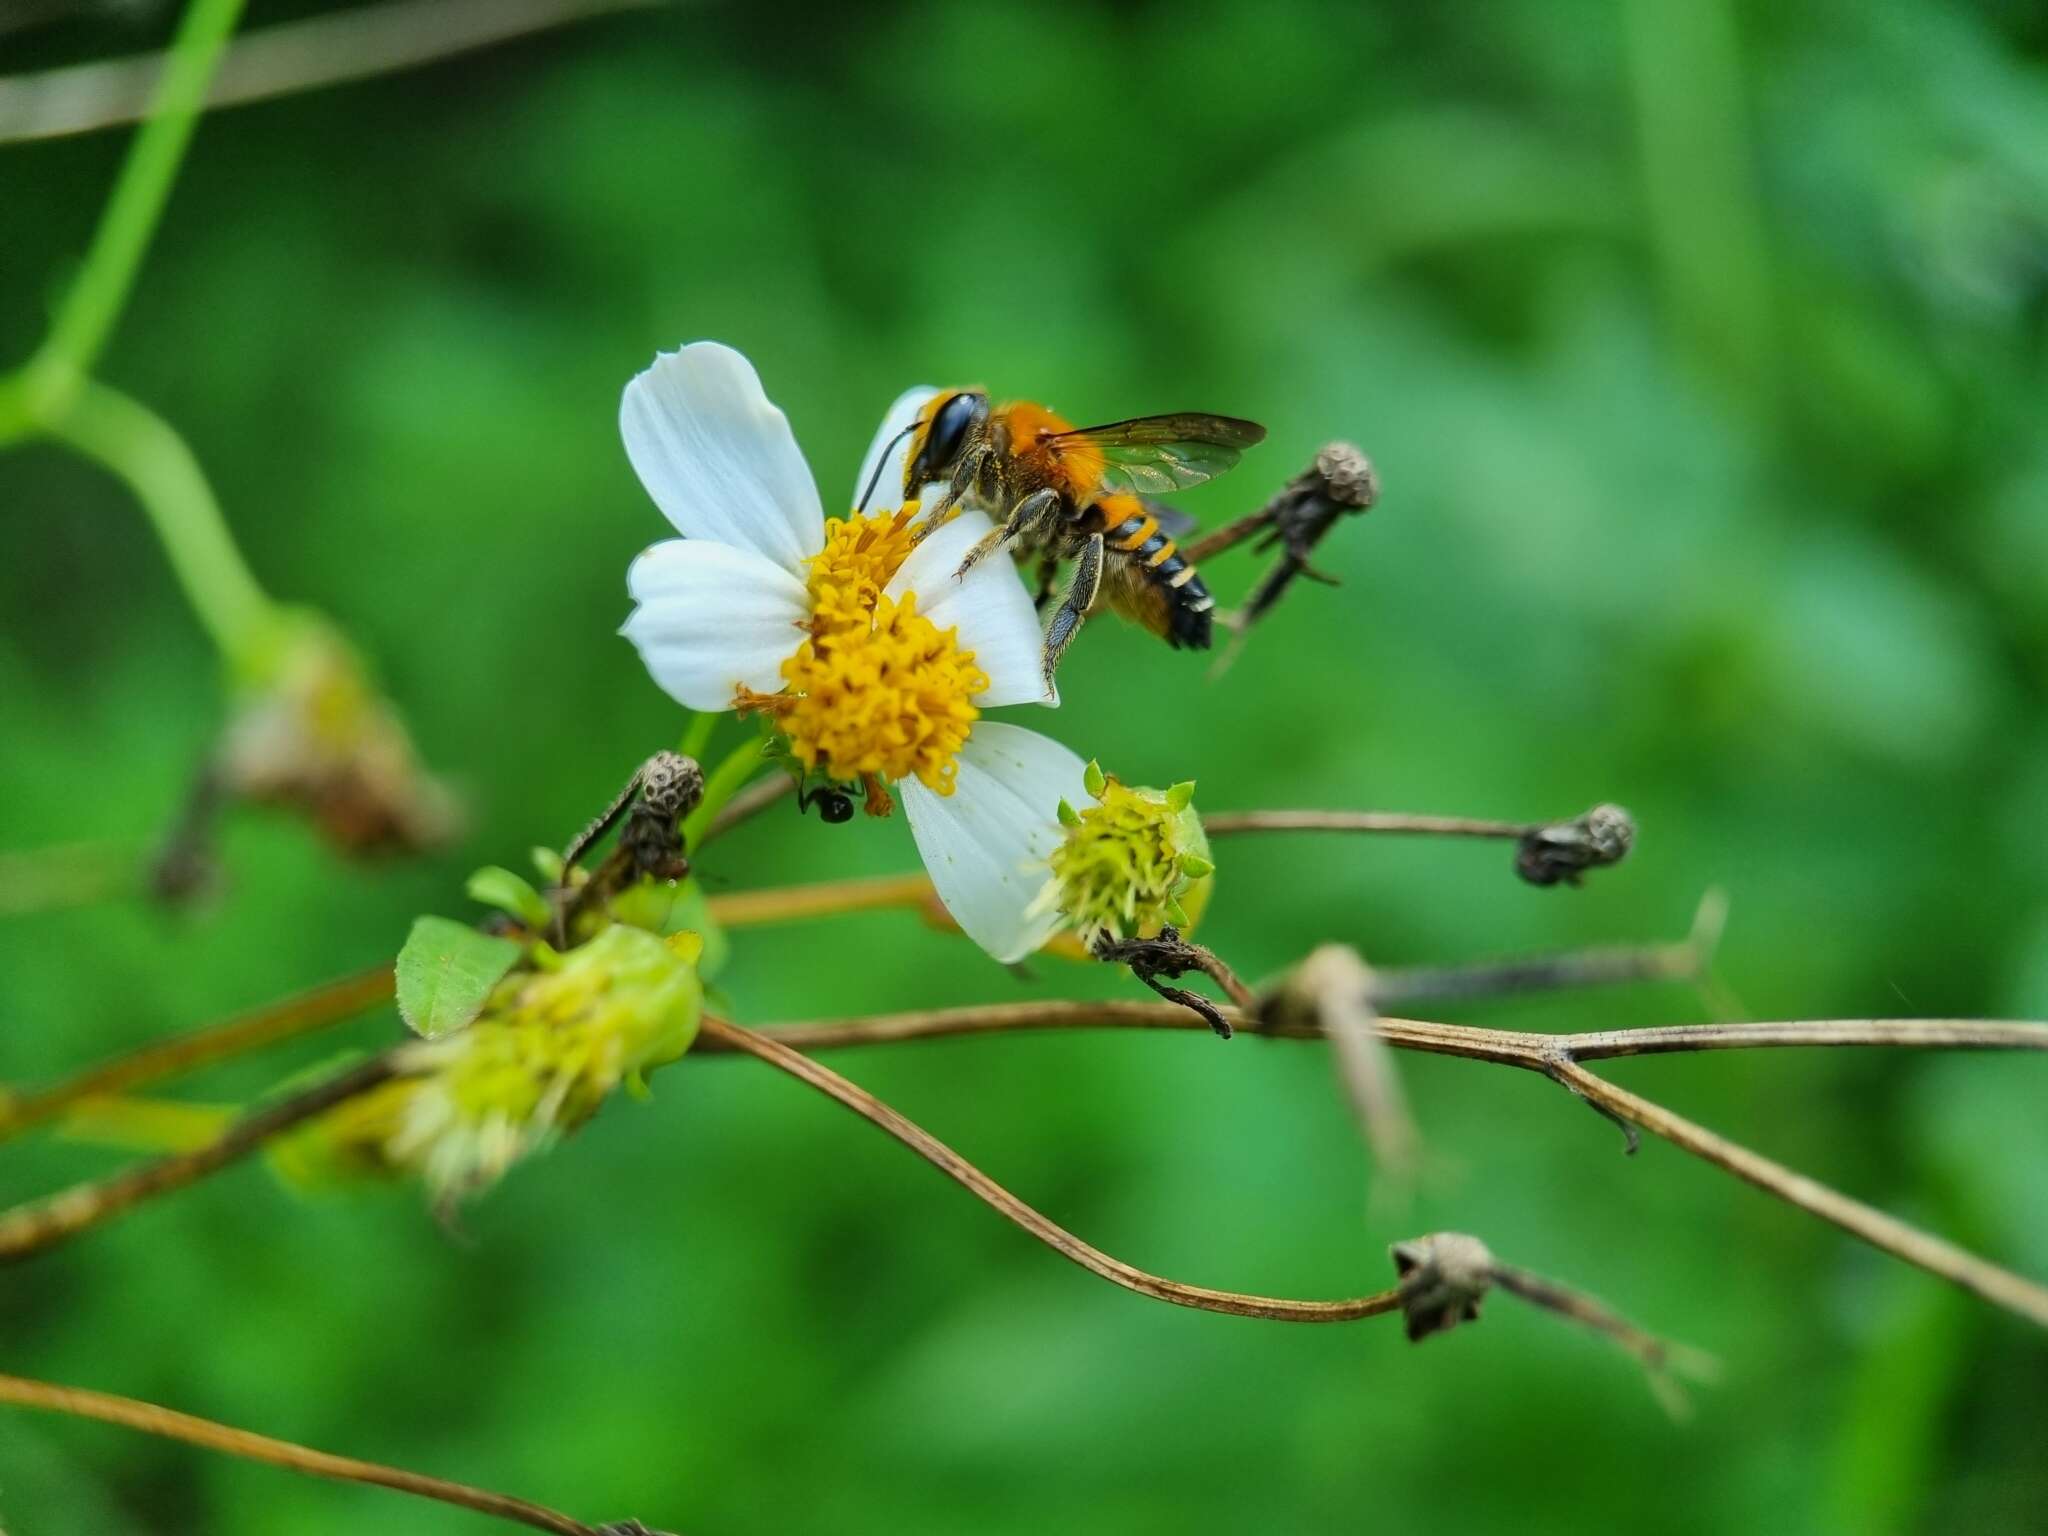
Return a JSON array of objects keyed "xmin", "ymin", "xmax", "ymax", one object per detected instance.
[
  {"xmin": 1203, "ymin": 810, "xmax": 1530, "ymax": 838},
  {"xmin": 0, "ymin": 1056, "xmax": 401, "ymax": 1265},
  {"xmin": 699, "ymin": 1016, "xmax": 1402, "ymax": 1323},
  {"xmin": 704, "ymin": 998, "xmax": 2048, "ymax": 1329},
  {"xmin": 0, "ymin": 0, "xmax": 657, "ymax": 144},
  {"xmin": 0, "ymin": 966, "xmax": 394, "ymax": 1145},
  {"xmin": 1542, "ymin": 1055, "xmax": 2048, "ymax": 1328},
  {"xmin": 0, "ymin": 1371, "xmax": 637, "ymax": 1535},
  {"xmin": 698, "ymin": 770, "xmax": 795, "ymax": 845},
  {"xmin": 705, "ymin": 872, "xmax": 938, "ymax": 928}
]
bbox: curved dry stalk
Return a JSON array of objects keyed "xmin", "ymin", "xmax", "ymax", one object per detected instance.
[
  {"xmin": 0, "ymin": 966, "xmax": 394, "ymax": 1145},
  {"xmin": 710, "ymin": 999, "xmax": 2048, "ymax": 1329},
  {"xmin": 705, "ymin": 872, "xmax": 938, "ymax": 928},
  {"xmin": 0, "ymin": 1371, "xmax": 643, "ymax": 1535},
  {"xmin": 0, "ymin": 1057, "xmax": 399, "ymax": 1265},
  {"xmin": 1543, "ymin": 1056, "xmax": 2048, "ymax": 1329},
  {"xmin": 0, "ymin": 0, "xmax": 656, "ymax": 144},
  {"xmin": 1203, "ymin": 810, "xmax": 1529, "ymax": 838},
  {"xmin": 697, "ymin": 770, "xmax": 795, "ymax": 845},
  {"xmin": 699, "ymin": 1016, "xmax": 1402, "ymax": 1324}
]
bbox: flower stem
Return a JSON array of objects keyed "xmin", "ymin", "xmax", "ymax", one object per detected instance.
[
  {"xmin": 680, "ymin": 735, "xmax": 768, "ymax": 851},
  {"xmin": 44, "ymin": 378, "xmax": 283, "ymax": 674},
  {"xmin": 13, "ymin": 0, "xmax": 247, "ymax": 420}
]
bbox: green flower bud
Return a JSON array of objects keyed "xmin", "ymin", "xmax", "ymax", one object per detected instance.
[
  {"xmin": 1033, "ymin": 768, "xmax": 1214, "ymax": 946},
  {"xmin": 275, "ymin": 925, "xmax": 701, "ymax": 1203}
]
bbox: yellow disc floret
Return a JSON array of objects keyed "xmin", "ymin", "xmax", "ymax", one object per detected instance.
[
  {"xmin": 777, "ymin": 591, "xmax": 988, "ymax": 794},
  {"xmin": 733, "ymin": 503, "xmax": 986, "ymax": 800},
  {"xmin": 806, "ymin": 505, "xmax": 924, "ymax": 629}
]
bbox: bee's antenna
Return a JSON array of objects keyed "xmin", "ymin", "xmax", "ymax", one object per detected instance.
[{"xmin": 856, "ymin": 422, "xmax": 917, "ymax": 514}]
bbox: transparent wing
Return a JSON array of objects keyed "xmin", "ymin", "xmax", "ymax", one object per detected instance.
[{"xmin": 1052, "ymin": 413, "xmax": 1265, "ymax": 496}]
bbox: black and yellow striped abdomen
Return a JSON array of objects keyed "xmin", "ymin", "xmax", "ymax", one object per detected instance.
[{"xmin": 1097, "ymin": 496, "xmax": 1215, "ymax": 649}]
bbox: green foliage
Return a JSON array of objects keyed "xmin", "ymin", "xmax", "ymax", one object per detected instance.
[
  {"xmin": 3, "ymin": 0, "xmax": 2047, "ymax": 1532},
  {"xmin": 393, "ymin": 915, "xmax": 522, "ymax": 1040},
  {"xmin": 465, "ymin": 864, "xmax": 553, "ymax": 930}
]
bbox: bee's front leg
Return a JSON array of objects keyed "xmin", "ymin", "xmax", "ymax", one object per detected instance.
[
  {"xmin": 1041, "ymin": 531, "xmax": 1104, "ymax": 687},
  {"xmin": 955, "ymin": 486, "xmax": 1059, "ymax": 578}
]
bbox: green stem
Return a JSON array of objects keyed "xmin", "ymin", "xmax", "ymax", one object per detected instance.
[
  {"xmin": 17, "ymin": 0, "xmax": 248, "ymax": 418},
  {"xmin": 678, "ymin": 710, "xmax": 718, "ymax": 762},
  {"xmin": 47, "ymin": 380, "xmax": 281, "ymax": 672},
  {"xmin": 681, "ymin": 736, "xmax": 768, "ymax": 850}
]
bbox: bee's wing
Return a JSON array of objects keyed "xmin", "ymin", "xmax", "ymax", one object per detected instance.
[
  {"xmin": 1136, "ymin": 496, "xmax": 1200, "ymax": 539},
  {"xmin": 1051, "ymin": 414, "xmax": 1265, "ymax": 496}
]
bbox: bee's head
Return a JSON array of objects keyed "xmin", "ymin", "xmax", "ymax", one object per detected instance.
[{"xmin": 904, "ymin": 389, "xmax": 988, "ymax": 497}]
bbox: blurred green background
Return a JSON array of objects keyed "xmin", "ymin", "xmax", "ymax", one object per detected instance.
[{"xmin": 4, "ymin": 0, "xmax": 2048, "ymax": 1531}]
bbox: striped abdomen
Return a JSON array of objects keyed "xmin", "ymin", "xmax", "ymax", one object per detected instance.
[{"xmin": 1099, "ymin": 497, "xmax": 1214, "ymax": 650}]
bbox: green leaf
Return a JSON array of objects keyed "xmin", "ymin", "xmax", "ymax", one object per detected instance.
[
  {"xmin": 466, "ymin": 865, "xmax": 552, "ymax": 929},
  {"xmin": 395, "ymin": 916, "xmax": 522, "ymax": 1039}
]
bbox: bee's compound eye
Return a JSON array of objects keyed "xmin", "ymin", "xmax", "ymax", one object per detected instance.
[
  {"xmin": 924, "ymin": 393, "xmax": 979, "ymax": 476},
  {"xmin": 819, "ymin": 791, "xmax": 855, "ymax": 824}
]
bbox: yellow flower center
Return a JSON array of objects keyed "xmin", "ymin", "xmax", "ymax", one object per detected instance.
[
  {"xmin": 807, "ymin": 505, "xmax": 924, "ymax": 629},
  {"xmin": 777, "ymin": 591, "xmax": 988, "ymax": 794},
  {"xmin": 733, "ymin": 505, "xmax": 986, "ymax": 799}
]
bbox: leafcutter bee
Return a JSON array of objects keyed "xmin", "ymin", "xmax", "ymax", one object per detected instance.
[{"xmin": 863, "ymin": 391, "xmax": 1265, "ymax": 684}]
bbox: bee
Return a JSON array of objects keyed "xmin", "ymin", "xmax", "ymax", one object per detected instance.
[{"xmin": 877, "ymin": 391, "xmax": 1265, "ymax": 683}]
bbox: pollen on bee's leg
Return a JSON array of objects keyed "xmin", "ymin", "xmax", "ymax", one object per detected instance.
[{"xmin": 862, "ymin": 774, "xmax": 895, "ymax": 819}]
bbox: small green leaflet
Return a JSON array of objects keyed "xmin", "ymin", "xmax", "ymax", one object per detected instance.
[
  {"xmin": 465, "ymin": 864, "xmax": 553, "ymax": 929},
  {"xmin": 395, "ymin": 915, "xmax": 522, "ymax": 1039}
]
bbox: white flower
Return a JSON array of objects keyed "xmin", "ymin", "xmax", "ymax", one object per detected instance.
[{"xmin": 618, "ymin": 341, "xmax": 1086, "ymax": 963}]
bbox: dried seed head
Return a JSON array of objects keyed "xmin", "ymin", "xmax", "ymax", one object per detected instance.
[
  {"xmin": 1516, "ymin": 803, "xmax": 1636, "ymax": 887},
  {"xmin": 1390, "ymin": 1231, "xmax": 1497, "ymax": 1342}
]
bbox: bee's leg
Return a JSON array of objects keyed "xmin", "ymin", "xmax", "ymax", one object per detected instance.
[
  {"xmin": 1042, "ymin": 532, "xmax": 1104, "ymax": 686},
  {"xmin": 1030, "ymin": 549, "xmax": 1062, "ymax": 612},
  {"xmin": 910, "ymin": 451, "xmax": 983, "ymax": 544},
  {"xmin": 955, "ymin": 486, "xmax": 1059, "ymax": 578}
]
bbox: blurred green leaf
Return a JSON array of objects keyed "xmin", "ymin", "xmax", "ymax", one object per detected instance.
[
  {"xmin": 465, "ymin": 864, "xmax": 552, "ymax": 929},
  {"xmin": 394, "ymin": 915, "xmax": 520, "ymax": 1039}
]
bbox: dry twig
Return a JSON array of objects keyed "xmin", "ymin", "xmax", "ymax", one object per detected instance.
[
  {"xmin": 0, "ymin": 1371, "xmax": 660, "ymax": 1535},
  {"xmin": 0, "ymin": 0, "xmax": 657, "ymax": 143}
]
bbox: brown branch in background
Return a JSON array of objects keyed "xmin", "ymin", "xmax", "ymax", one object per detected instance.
[
  {"xmin": 712, "ymin": 992, "xmax": 2048, "ymax": 1330},
  {"xmin": 0, "ymin": 966, "xmax": 394, "ymax": 1146},
  {"xmin": 700, "ymin": 1015, "xmax": 1403, "ymax": 1324},
  {"xmin": 0, "ymin": 1056, "xmax": 402, "ymax": 1266},
  {"xmin": 0, "ymin": 1371, "xmax": 662, "ymax": 1536},
  {"xmin": 1204, "ymin": 803, "xmax": 1636, "ymax": 889},
  {"xmin": 698, "ymin": 770, "xmax": 795, "ymax": 845},
  {"xmin": 0, "ymin": 0, "xmax": 659, "ymax": 144},
  {"xmin": 706, "ymin": 871, "xmax": 940, "ymax": 929},
  {"xmin": 1543, "ymin": 1055, "xmax": 2048, "ymax": 1329},
  {"xmin": 1391, "ymin": 1234, "xmax": 1714, "ymax": 1415},
  {"xmin": 1268, "ymin": 946, "xmax": 1418, "ymax": 1181}
]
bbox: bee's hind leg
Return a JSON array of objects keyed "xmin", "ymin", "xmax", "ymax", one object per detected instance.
[
  {"xmin": 955, "ymin": 487, "xmax": 1060, "ymax": 578},
  {"xmin": 1041, "ymin": 532, "xmax": 1104, "ymax": 688}
]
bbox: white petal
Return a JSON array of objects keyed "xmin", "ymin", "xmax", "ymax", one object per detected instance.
[
  {"xmin": 621, "ymin": 539, "xmax": 807, "ymax": 710},
  {"xmin": 900, "ymin": 722, "xmax": 1089, "ymax": 963},
  {"xmin": 884, "ymin": 510, "xmax": 1055, "ymax": 708},
  {"xmin": 851, "ymin": 385, "xmax": 939, "ymax": 514},
  {"xmin": 620, "ymin": 342, "xmax": 824, "ymax": 578}
]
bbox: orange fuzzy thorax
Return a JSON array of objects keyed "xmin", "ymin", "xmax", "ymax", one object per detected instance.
[{"xmin": 995, "ymin": 399, "xmax": 1104, "ymax": 500}]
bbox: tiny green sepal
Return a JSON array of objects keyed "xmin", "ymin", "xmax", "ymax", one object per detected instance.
[
  {"xmin": 394, "ymin": 916, "xmax": 523, "ymax": 1040},
  {"xmin": 465, "ymin": 866, "xmax": 553, "ymax": 930},
  {"xmin": 1165, "ymin": 899, "xmax": 1191, "ymax": 927},
  {"xmin": 1178, "ymin": 852, "xmax": 1215, "ymax": 879},
  {"xmin": 1057, "ymin": 798, "xmax": 1082, "ymax": 827},
  {"xmin": 1083, "ymin": 760, "xmax": 1108, "ymax": 799},
  {"xmin": 1166, "ymin": 780, "xmax": 1196, "ymax": 812}
]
